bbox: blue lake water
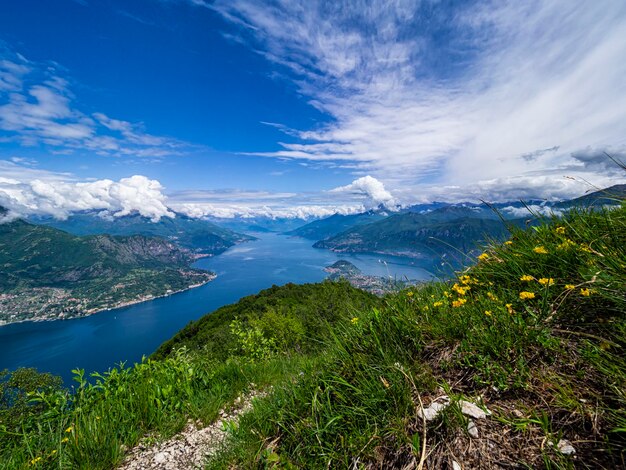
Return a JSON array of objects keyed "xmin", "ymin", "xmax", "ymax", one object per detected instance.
[{"xmin": 0, "ymin": 233, "xmax": 435, "ymax": 384}]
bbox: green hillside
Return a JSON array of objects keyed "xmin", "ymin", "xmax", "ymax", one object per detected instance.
[
  {"xmin": 38, "ymin": 212, "xmax": 255, "ymax": 256},
  {"xmin": 287, "ymin": 211, "xmax": 387, "ymax": 240},
  {"xmin": 0, "ymin": 220, "xmax": 214, "ymax": 324},
  {"xmin": 314, "ymin": 209, "xmax": 522, "ymax": 264},
  {"xmin": 1, "ymin": 204, "xmax": 625, "ymax": 468}
]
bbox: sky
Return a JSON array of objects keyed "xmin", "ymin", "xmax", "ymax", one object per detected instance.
[{"xmin": 0, "ymin": 0, "xmax": 625, "ymax": 220}]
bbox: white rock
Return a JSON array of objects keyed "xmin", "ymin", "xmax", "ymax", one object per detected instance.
[
  {"xmin": 557, "ymin": 439, "xmax": 576, "ymax": 455},
  {"xmin": 452, "ymin": 460, "xmax": 462, "ymax": 470},
  {"xmin": 467, "ymin": 420, "xmax": 478, "ymax": 438},
  {"xmin": 417, "ymin": 396, "xmax": 450, "ymax": 421},
  {"xmin": 153, "ymin": 452, "xmax": 167, "ymax": 463},
  {"xmin": 459, "ymin": 400, "xmax": 491, "ymax": 419}
]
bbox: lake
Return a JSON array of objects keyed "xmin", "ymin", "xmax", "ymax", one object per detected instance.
[{"xmin": 0, "ymin": 233, "xmax": 435, "ymax": 384}]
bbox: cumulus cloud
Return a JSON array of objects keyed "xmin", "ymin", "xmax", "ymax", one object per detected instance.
[
  {"xmin": 206, "ymin": 0, "xmax": 626, "ymax": 199},
  {"xmin": 0, "ymin": 48, "xmax": 190, "ymax": 158},
  {"xmin": 0, "ymin": 162, "xmax": 173, "ymax": 222},
  {"xmin": 330, "ymin": 176, "xmax": 395, "ymax": 209}
]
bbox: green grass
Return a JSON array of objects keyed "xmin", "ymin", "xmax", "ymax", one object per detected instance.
[
  {"xmin": 1, "ymin": 204, "xmax": 624, "ymax": 469},
  {"xmin": 211, "ymin": 204, "xmax": 626, "ymax": 468}
]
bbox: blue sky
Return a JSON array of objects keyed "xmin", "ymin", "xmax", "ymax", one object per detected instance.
[{"xmin": 0, "ymin": 0, "xmax": 625, "ymax": 220}]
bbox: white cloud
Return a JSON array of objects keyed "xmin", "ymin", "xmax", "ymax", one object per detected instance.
[
  {"xmin": 172, "ymin": 202, "xmax": 360, "ymax": 219},
  {"xmin": 330, "ymin": 176, "xmax": 395, "ymax": 209},
  {"xmin": 208, "ymin": 0, "xmax": 626, "ymax": 200},
  {"xmin": 0, "ymin": 162, "xmax": 173, "ymax": 222},
  {"xmin": 0, "ymin": 49, "xmax": 190, "ymax": 158}
]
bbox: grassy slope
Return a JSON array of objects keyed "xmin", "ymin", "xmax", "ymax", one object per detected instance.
[
  {"xmin": 0, "ymin": 282, "xmax": 379, "ymax": 469},
  {"xmin": 217, "ymin": 205, "xmax": 626, "ymax": 468},
  {"xmin": 1, "ymin": 205, "xmax": 624, "ymax": 469}
]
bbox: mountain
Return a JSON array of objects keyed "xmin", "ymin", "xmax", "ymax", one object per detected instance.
[
  {"xmin": 4, "ymin": 205, "xmax": 624, "ymax": 469},
  {"xmin": 210, "ymin": 216, "xmax": 309, "ymax": 234},
  {"xmin": 0, "ymin": 219, "xmax": 214, "ymax": 324},
  {"xmin": 314, "ymin": 208, "xmax": 522, "ymax": 263},
  {"xmin": 554, "ymin": 184, "xmax": 626, "ymax": 209},
  {"xmin": 286, "ymin": 211, "xmax": 387, "ymax": 240},
  {"xmin": 35, "ymin": 212, "xmax": 254, "ymax": 256}
]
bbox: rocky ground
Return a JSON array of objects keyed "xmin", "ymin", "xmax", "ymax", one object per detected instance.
[{"xmin": 118, "ymin": 391, "xmax": 261, "ymax": 470}]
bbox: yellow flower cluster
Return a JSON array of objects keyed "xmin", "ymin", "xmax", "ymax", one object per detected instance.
[
  {"xmin": 565, "ymin": 284, "xmax": 576, "ymax": 290},
  {"xmin": 580, "ymin": 244, "xmax": 593, "ymax": 253},
  {"xmin": 533, "ymin": 246, "xmax": 548, "ymax": 255},
  {"xmin": 30, "ymin": 457, "xmax": 42, "ymax": 466},
  {"xmin": 484, "ymin": 310, "xmax": 492, "ymax": 316},
  {"xmin": 505, "ymin": 303, "xmax": 514, "ymax": 314},
  {"xmin": 580, "ymin": 288, "xmax": 592, "ymax": 296},
  {"xmin": 433, "ymin": 301, "xmax": 444, "ymax": 308},
  {"xmin": 519, "ymin": 291, "xmax": 536, "ymax": 300},
  {"xmin": 452, "ymin": 283, "xmax": 470, "ymax": 296},
  {"xmin": 351, "ymin": 317, "xmax": 359, "ymax": 324},
  {"xmin": 504, "ymin": 240, "xmax": 513, "ymax": 246},
  {"xmin": 538, "ymin": 278, "xmax": 554, "ymax": 286},
  {"xmin": 556, "ymin": 226, "xmax": 566, "ymax": 234},
  {"xmin": 520, "ymin": 275, "xmax": 534, "ymax": 282},
  {"xmin": 557, "ymin": 239, "xmax": 576, "ymax": 250},
  {"xmin": 452, "ymin": 298, "xmax": 467, "ymax": 308},
  {"xmin": 487, "ymin": 292, "xmax": 498, "ymax": 301},
  {"xmin": 459, "ymin": 274, "xmax": 473, "ymax": 285},
  {"xmin": 478, "ymin": 253, "xmax": 489, "ymax": 261}
]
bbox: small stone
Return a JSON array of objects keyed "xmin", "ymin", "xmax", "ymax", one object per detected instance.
[
  {"xmin": 557, "ymin": 439, "xmax": 576, "ymax": 455},
  {"xmin": 512, "ymin": 409, "xmax": 524, "ymax": 418},
  {"xmin": 459, "ymin": 400, "xmax": 491, "ymax": 419},
  {"xmin": 417, "ymin": 396, "xmax": 450, "ymax": 421},
  {"xmin": 452, "ymin": 460, "xmax": 462, "ymax": 470},
  {"xmin": 154, "ymin": 452, "xmax": 167, "ymax": 463},
  {"xmin": 467, "ymin": 420, "xmax": 478, "ymax": 438}
]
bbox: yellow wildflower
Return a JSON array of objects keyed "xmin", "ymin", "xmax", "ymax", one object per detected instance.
[
  {"xmin": 351, "ymin": 317, "xmax": 359, "ymax": 324},
  {"xmin": 423, "ymin": 306, "xmax": 430, "ymax": 311},
  {"xmin": 484, "ymin": 310, "xmax": 492, "ymax": 316},
  {"xmin": 61, "ymin": 438, "xmax": 69, "ymax": 443},
  {"xmin": 433, "ymin": 301, "xmax": 444, "ymax": 307},
  {"xmin": 452, "ymin": 283, "xmax": 470, "ymax": 295},
  {"xmin": 533, "ymin": 246, "xmax": 548, "ymax": 255},
  {"xmin": 406, "ymin": 291, "xmax": 414, "ymax": 297},
  {"xmin": 519, "ymin": 291, "xmax": 536, "ymax": 300},
  {"xmin": 504, "ymin": 240, "xmax": 513, "ymax": 246},
  {"xmin": 459, "ymin": 275, "xmax": 472, "ymax": 285},
  {"xmin": 580, "ymin": 288, "xmax": 591, "ymax": 297},
  {"xmin": 538, "ymin": 278, "xmax": 555, "ymax": 286},
  {"xmin": 65, "ymin": 426, "xmax": 73, "ymax": 433},
  {"xmin": 520, "ymin": 275, "xmax": 534, "ymax": 282},
  {"xmin": 30, "ymin": 456, "xmax": 42, "ymax": 466},
  {"xmin": 556, "ymin": 226, "xmax": 566, "ymax": 234},
  {"xmin": 580, "ymin": 244, "xmax": 593, "ymax": 253},
  {"xmin": 557, "ymin": 239, "xmax": 576, "ymax": 250},
  {"xmin": 564, "ymin": 284, "xmax": 576, "ymax": 290},
  {"xmin": 478, "ymin": 253, "xmax": 489, "ymax": 261},
  {"xmin": 505, "ymin": 303, "xmax": 514, "ymax": 314},
  {"xmin": 443, "ymin": 291, "xmax": 451, "ymax": 298},
  {"xmin": 487, "ymin": 292, "xmax": 498, "ymax": 301},
  {"xmin": 452, "ymin": 298, "xmax": 467, "ymax": 308}
]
